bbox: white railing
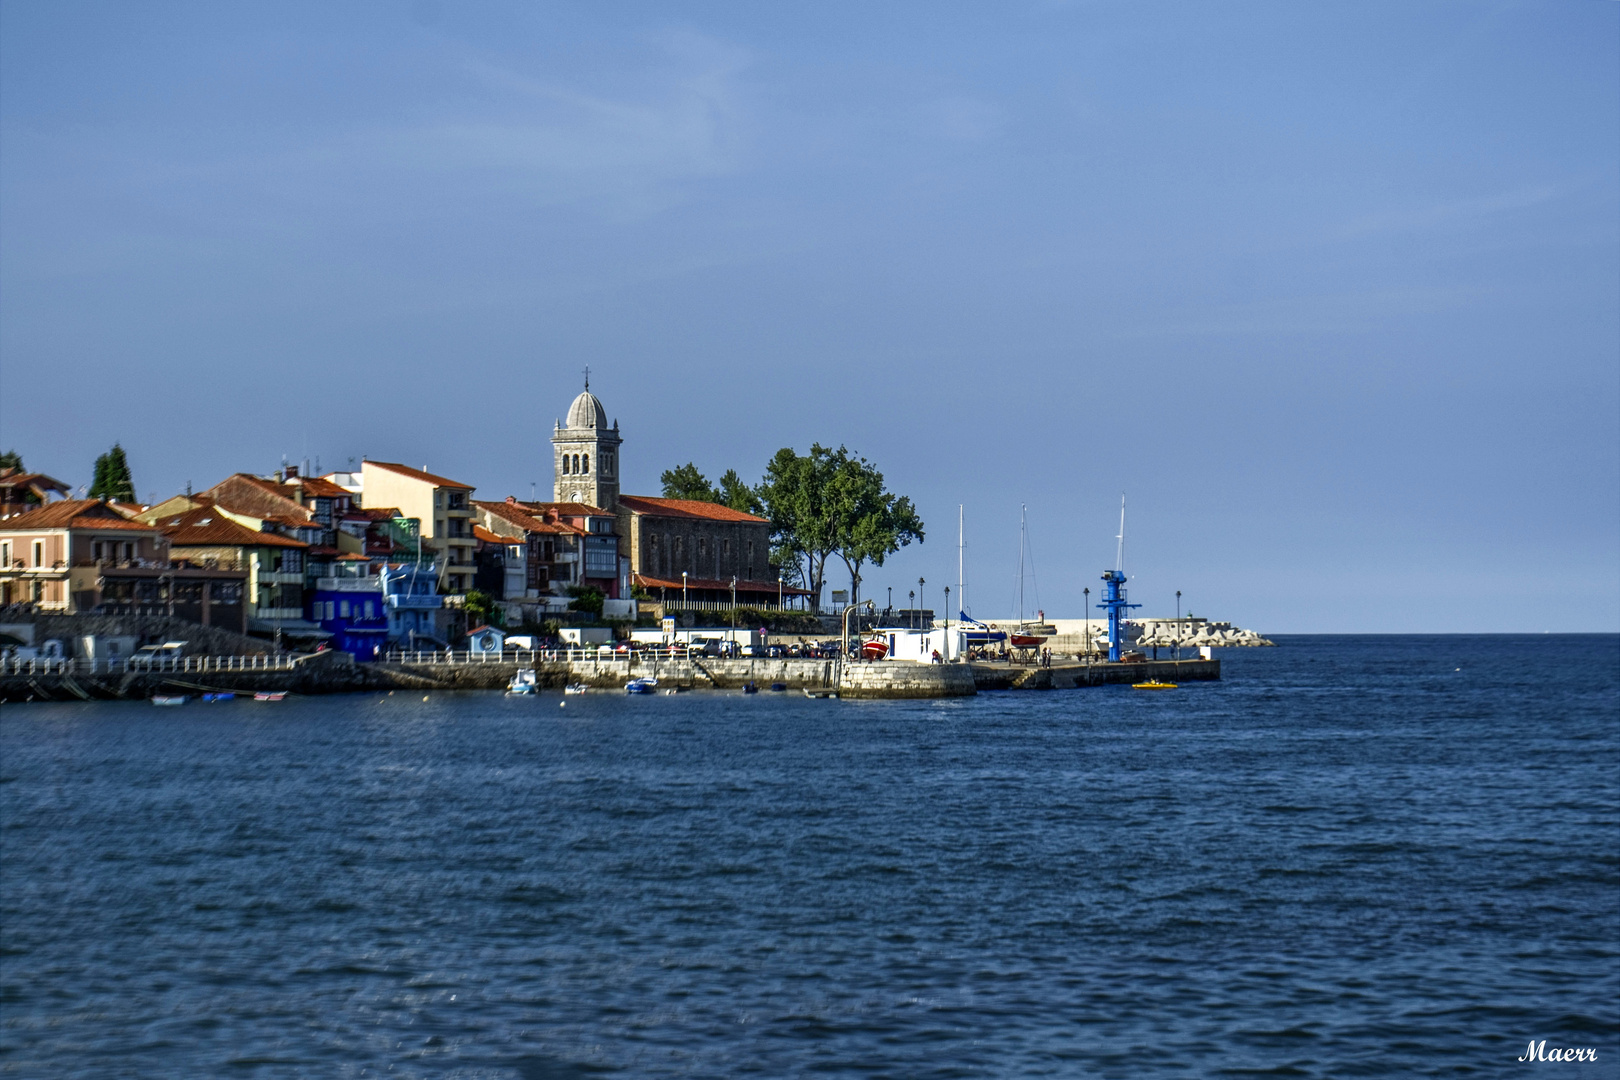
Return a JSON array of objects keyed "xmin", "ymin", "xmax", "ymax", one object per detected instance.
[{"xmin": 0, "ymin": 654, "xmax": 299, "ymax": 676}]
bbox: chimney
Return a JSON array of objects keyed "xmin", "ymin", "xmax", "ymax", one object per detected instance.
[{"xmin": 285, "ymin": 463, "xmax": 299, "ymax": 479}]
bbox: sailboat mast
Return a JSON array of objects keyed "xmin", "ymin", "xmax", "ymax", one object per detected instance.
[
  {"xmin": 1017, "ymin": 505, "xmax": 1026, "ymax": 624},
  {"xmin": 957, "ymin": 504, "xmax": 964, "ymax": 618}
]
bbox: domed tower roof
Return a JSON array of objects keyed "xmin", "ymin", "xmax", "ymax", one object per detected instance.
[{"xmin": 566, "ymin": 390, "xmax": 607, "ymax": 430}]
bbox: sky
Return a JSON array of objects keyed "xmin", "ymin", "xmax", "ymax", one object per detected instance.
[{"xmin": 1, "ymin": 0, "xmax": 1616, "ymax": 632}]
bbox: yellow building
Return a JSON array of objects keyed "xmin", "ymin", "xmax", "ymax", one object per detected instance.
[{"xmin": 359, "ymin": 461, "xmax": 476, "ymax": 594}]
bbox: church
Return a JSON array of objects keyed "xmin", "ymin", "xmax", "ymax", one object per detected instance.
[{"xmin": 549, "ymin": 381, "xmax": 805, "ymax": 613}]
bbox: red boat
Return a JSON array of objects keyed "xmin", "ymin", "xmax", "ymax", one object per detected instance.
[
  {"xmin": 1009, "ymin": 633, "xmax": 1047, "ymax": 649},
  {"xmin": 860, "ymin": 638, "xmax": 890, "ymax": 660}
]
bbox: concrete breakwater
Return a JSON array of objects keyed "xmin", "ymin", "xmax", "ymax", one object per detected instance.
[
  {"xmin": 970, "ymin": 657, "xmax": 1220, "ymax": 690},
  {"xmin": 2, "ymin": 652, "xmax": 1218, "ymax": 702}
]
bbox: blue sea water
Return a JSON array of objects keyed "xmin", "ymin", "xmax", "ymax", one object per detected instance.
[{"xmin": 1, "ymin": 635, "xmax": 1616, "ymax": 1078}]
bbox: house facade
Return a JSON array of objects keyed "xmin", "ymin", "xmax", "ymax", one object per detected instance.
[
  {"xmin": 360, "ymin": 461, "xmax": 476, "ymax": 595},
  {"xmin": 0, "ymin": 500, "xmax": 247, "ymax": 630}
]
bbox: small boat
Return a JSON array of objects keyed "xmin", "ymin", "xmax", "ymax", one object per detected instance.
[
  {"xmin": 860, "ymin": 638, "xmax": 889, "ymax": 660},
  {"xmin": 625, "ymin": 678, "xmax": 658, "ymax": 694},
  {"xmin": 506, "ymin": 669, "xmax": 539, "ymax": 695},
  {"xmin": 769, "ymin": 682, "xmax": 788, "ymax": 692},
  {"xmin": 664, "ymin": 688, "xmax": 679, "ymax": 695},
  {"xmin": 1132, "ymin": 680, "xmax": 1178, "ymax": 690},
  {"xmin": 742, "ymin": 681, "xmax": 759, "ymax": 694},
  {"xmin": 1009, "ymin": 632, "xmax": 1048, "ymax": 648},
  {"xmin": 253, "ymin": 691, "xmax": 286, "ymax": 701},
  {"xmin": 201, "ymin": 692, "xmax": 236, "ymax": 702},
  {"xmin": 151, "ymin": 694, "xmax": 188, "ymax": 706},
  {"xmin": 564, "ymin": 683, "xmax": 589, "ymax": 695},
  {"xmin": 804, "ymin": 688, "xmax": 839, "ymax": 699}
]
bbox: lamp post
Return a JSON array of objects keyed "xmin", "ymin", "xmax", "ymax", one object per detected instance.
[
  {"xmin": 1083, "ymin": 587, "xmax": 1090, "ymax": 657},
  {"xmin": 908, "ymin": 590, "xmax": 915, "ymax": 629},
  {"xmin": 943, "ymin": 586, "xmax": 951, "ymax": 662},
  {"xmin": 1175, "ymin": 590, "xmax": 1182, "ymax": 661},
  {"xmin": 917, "ymin": 577, "xmax": 925, "ymax": 629},
  {"xmin": 887, "ymin": 586, "xmax": 892, "ymax": 615},
  {"xmin": 778, "ymin": 574, "xmax": 784, "ymax": 611},
  {"xmin": 730, "ymin": 576, "xmax": 737, "ymax": 631},
  {"xmin": 682, "ymin": 571, "xmax": 688, "ymax": 612}
]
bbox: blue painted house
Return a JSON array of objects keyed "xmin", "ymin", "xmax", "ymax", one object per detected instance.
[{"xmin": 308, "ymin": 555, "xmax": 389, "ymax": 659}]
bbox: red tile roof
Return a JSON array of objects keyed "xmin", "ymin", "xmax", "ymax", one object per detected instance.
[
  {"xmin": 202, "ymin": 474, "xmax": 315, "ymax": 524},
  {"xmin": 0, "ymin": 500, "xmax": 157, "ymax": 532},
  {"xmin": 472, "ymin": 524, "xmax": 505, "ymax": 543},
  {"xmin": 160, "ymin": 506, "xmax": 308, "ymax": 549},
  {"xmin": 0, "ymin": 470, "xmax": 71, "ymax": 495},
  {"xmin": 293, "ymin": 476, "xmax": 351, "ymax": 499},
  {"xmin": 633, "ymin": 573, "xmax": 808, "ymax": 595},
  {"xmin": 523, "ymin": 500, "xmax": 610, "ymax": 516},
  {"xmin": 616, "ymin": 495, "xmax": 768, "ymax": 524},
  {"xmin": 475, "ymin": 500, "xmax": 578, "ymax": 535},
  {"xmin": 365, "ymin": 461, "xmax": 474, "ymax": 490}
]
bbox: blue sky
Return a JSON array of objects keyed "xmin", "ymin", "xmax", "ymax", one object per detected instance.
[{"xmin": 2, "ymin": 1, "xmax": 1616, "ymax": 631}]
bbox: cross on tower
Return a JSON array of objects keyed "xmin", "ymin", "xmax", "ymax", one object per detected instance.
[{"xmin": 583, "ymin": 364, "xmax": 590, "ymax": 391}]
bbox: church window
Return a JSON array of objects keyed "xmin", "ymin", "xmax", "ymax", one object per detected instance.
[
  {"xmin": 698, "ymin": 538, "xmax": 707, "ymax": 560},
  {"xmin": 573, "ymin": 454, "xmax": 581, "ymax": 474},
  {"xmin": 561, "ymin": 455, "xmax": 570, "ymax": 475},
  {"xmin": 582, "ymin": 454, "xmax": 589, "ymax": 474}
]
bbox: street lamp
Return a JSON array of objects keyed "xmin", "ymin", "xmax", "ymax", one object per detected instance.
[
  {"xmin": 917, "ymin": 577, "xmax": 925, "ymax": 629},
  {"xmin": 682, "ymin": 571, "xmax": 688, "ymax": 611},
  {"xmin": 1083, "ymin": 587, "xmax": 1090, "ymax": 657},
  {"xmin": 730, "ymin": 575, "xmax": 737, "ymax": 631},
  {"xmin": 887, "ymin": 586, "xmax": 892, "ymax": 614},
  {"xmin": 778, "ymin": 574, "xmax": 784, "ymax": 611},
  {"xmin": 1175, "ymin": 590, "xmax": 1182, "ymax": 661},
  {"xmin": 943, "ymin": 586, "xmax": 951, "ymax": 662},
  {"xmin": 908, "ymin": 590, "xmax": 915, "ymax": 628}
]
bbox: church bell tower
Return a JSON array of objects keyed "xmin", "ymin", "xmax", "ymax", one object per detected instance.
[{"xmin": 552, "ymin": 371, "xmax": 621, "ymax": 508}]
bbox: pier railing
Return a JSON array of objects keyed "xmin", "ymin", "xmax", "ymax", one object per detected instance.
[{"xmin": 1, "ymin": 654, "xmax": 299, "ymax": 676}]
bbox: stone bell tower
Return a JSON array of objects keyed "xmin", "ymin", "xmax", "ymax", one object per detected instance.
[{"xmin": 552, "ymin": 370, "xmax": 621, "ymax": 509}]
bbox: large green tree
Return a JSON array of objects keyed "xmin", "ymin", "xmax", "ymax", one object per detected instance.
[
  {"xmin": 0, "ymin": 450, "xmax": 22, "ymax": 472},
  {"xmin": 756, "ymin": 444, "xmax": 923, "ymax": 611},
  {"xmin": 88, "ymin": 444, "xmax": 135, "ymax": 502},
  {"xmin": 659, "ymin": 462, "xmax": 718, "ymax": 502}
]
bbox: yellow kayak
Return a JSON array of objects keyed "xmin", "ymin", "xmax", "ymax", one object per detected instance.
[{"xmin": 1132, "ymin": 680, "xmax": 1178, "ymax": 690}]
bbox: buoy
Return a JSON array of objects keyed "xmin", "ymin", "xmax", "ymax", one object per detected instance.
[
  {"xmin": 423, "ymin": 695, "xmax": 430, "ymax": 702},
  {"xmin": 559, "ymin": 701, "xmax": 566, "ymax": 708}
]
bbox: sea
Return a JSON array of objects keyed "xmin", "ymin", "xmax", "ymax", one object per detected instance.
[{"xmin": 1, "ymin": 635, "xmax": 1616, "ymax": 1078}]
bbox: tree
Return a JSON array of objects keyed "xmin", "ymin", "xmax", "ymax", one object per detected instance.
[
  {"xmin": 716, "ymin": 469, "xmax": 762, "ymax": 515},
  {"xmin": 566, "ymin": 584, "xmax": 604, "ymax": 617},
  {"xmin": 756, "ymin": 444, "xmax": 923, "ymax": 612},
  {"xmin": 830, "ymin": 454, "xmax": 924, "ymax": 609},
  {"xmin": 464, "ymin": 589, "xmax": 500, "ymax": 627},
  {"xmin": 88, "ymin": 444, "xmax": 135, "ymax": 502},
  {"xmin": 0, "ymin": 450, "xmax": 21, "ymax": 472},
  {"xmin": 660, "ymin": 462, "xmax": 718, "ymax": 502}
]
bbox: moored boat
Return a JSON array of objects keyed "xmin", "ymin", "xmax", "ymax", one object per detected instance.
[
  {"xmin": 564, "ymin": 683, "xmax": 589, "ymax": 695},
  {"xmin": 253, "ymin": 691, "xmax": 286, "ymax": 701},
  {"xmin": 860, "ymin": 637, "xmax": 889, "ymax": 660},
  {"xmin": 1132, "ymin": 680, "xmax": 1178, "ymax": 690},
  {"xmin": 506, "ymin": 668, "xmax": 539, "ymax": 695},
  {"xmin": 625, "ymin": 678, "xmax": 658, "ymax": 694},
  {"xmin": 151, "ymin": 695, "xmax": 188, "ymax": 706}
]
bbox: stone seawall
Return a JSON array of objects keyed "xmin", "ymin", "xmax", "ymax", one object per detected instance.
[
  {"xmin": 3, "ymin": 654, "xmax": 1216, "ymax": 702},
  {"xmin": 838, "ymin": 662, "xmax": 977, "ymax": 699},
  {"xmin": 970, "ymin": 657, "xmax": 1219, "ymax": 690}
]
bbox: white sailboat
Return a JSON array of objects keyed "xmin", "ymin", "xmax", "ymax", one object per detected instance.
[{"xmin": 1008, "ymin": 505, "xmax": 1051, "ymax": 648}]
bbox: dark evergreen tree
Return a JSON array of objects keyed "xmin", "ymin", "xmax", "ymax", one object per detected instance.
[
  {"xmin": 88, "ymin": 444, "xmax": 135, "ymax": 502},
  {"xmin": 0, "ymin": 450, "xmax": 22, "ymax": 472}
]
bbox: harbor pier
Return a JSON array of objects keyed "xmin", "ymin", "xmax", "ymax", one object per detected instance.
[{"xmin": 1, "ymin": 650, "xmax": 1219, "ymax": 702}]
